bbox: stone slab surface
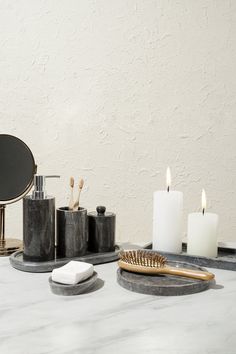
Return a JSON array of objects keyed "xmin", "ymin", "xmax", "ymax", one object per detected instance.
[{"xmin": 0, "ymin": 256, "xmax": 234, "ymax": 354}]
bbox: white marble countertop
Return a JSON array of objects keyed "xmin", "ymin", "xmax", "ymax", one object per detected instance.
[{"xmin": 0, "ymin": 257, "xmax": 236, "ymax": 354}]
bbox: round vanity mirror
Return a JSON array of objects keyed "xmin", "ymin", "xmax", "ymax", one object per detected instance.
[{"xmin": 0, "ymin": 134, "xmax": 36, "ymax": 255}]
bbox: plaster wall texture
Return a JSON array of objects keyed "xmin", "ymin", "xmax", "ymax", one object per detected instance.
[{"xmin": 0, "ymin": 0, "xmax": 236, "ymax": 244}]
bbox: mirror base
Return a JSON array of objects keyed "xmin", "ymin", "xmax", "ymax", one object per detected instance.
[{"xmin": 0, "ymin": 238, "xmax": 22, "ymax": 256}]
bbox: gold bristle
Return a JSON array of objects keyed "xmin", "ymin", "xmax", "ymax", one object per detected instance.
[
  {"xmin": 118, "ymin": 250, "xmax": 166, "ymax": 268},
  {"xmin": 70, "ymin": 177, "xmax": 74, "ymax": 188}
]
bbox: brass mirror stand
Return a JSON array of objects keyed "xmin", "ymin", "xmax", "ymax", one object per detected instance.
[
  {"xmin": 0, "ymin": 134, "xmax": 36, "ymax": 256},
  {"xmin": 0, "ymin": 205, "xmax": 22, "ymax": 256}
]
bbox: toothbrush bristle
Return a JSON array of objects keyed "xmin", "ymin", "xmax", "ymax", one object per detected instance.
[
  {"xmin": 79, "ymin": 178, "xmax": 84, "ymax": 190},
  {"xmin": 119, "ymin": 250, "xmax": 166, "ymax": 268},
  {"xmin": 70, "ymin": 177, "xmax": 74, "ymax": 188}
]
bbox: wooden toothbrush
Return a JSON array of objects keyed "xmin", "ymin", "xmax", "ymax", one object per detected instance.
[
  {"xmin": 68, "ymin": 177, "xmax": 74, "ymax": 210},
  {"xmin": 73, "ymin": 178, "xmax": 84, "ymax": 211},
  {"xmin": 118, "ymin": 250, "xmax": 215, "ymax": 281}
]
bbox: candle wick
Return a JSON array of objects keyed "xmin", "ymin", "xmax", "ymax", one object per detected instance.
[
  {"xmin": 167, "ymin": 186, "xmax": 170, "ymax": 193},
  {"xmin": 202, "ymin": 208, "xmax": 205, "ymax": 216}
]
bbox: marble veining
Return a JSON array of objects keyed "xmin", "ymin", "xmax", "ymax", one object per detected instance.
[{"xmin": 0, "ymin": 258, "xmax": 236, "ymax": 354}]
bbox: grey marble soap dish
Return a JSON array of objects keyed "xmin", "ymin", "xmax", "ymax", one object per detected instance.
[
  {"xmin": 10, "ymin": 246, "xmax": 120, "ymax": 273},
  {"xmin": 49, "ymin": 271, "xmax": 98, "ymax": 296}
]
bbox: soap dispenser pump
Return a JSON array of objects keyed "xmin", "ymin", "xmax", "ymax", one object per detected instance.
[{"xmin": 23, "ymin": 175, "xmax": 60, "ymax": 262}]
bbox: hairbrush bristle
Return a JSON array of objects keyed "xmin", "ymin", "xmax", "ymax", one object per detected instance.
[
  {"xmin": 79, "ymin": 178, "xmax": 84, "ymax": 190},
  {"xmin": 119, "ymin": 250, "xmax": 166, "ymax": 268},
  {"xmin": 70, "ymin": 177, "xmax": 74, "ymax": 188}
]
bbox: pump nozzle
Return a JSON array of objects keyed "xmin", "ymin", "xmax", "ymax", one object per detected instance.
[{"xmin": 32, "ymin": 175, "xmax": 60, "ymax": 199}]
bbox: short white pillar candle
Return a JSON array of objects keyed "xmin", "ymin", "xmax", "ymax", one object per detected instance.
[
  {"xmin": 187, "ymin": 189, "xmax": 219, "ymax": 258},
  {"xmin": 153, "ymin": 167, "xmax": 183, "ymax": 253}
]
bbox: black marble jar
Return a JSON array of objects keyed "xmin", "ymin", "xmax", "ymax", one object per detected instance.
[{"xmin": 88, "ymin": 206, "xmax": 115, "ymax": 253}]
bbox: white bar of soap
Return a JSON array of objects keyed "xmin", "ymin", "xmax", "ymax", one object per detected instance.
[{"xmin": 52, "ymin": 261, "xmax": 94, "ymax": 285}]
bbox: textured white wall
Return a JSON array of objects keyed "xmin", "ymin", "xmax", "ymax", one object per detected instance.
[{"xmin": 0, "ymin": 0, "xmax": 236, "ymax": 244}]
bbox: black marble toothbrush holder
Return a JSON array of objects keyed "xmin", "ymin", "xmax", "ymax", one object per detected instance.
[{"xmin": 57, "ymin": 207, "xmax": 88, "ymax": 258}]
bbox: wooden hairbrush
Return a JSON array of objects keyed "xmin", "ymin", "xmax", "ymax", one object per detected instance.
[{"xmin": 118, "ymin": 250, "xmax": 214, "ymax": 281}]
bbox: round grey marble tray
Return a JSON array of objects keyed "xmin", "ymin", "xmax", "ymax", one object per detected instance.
[
  {"xmin": 49, "ymin": 271, "xmax": 98, "ymax": 296},
  {"xmin": 10, "ymin": 247, "xmax": 120, "ymax": 273},
  {"xmin": 144, "ymin": 242, "xmax": 236, "ymax": 271},
  {"xmin": 117, "ymin": 261, "xmax": 214, "ymax": 296}
]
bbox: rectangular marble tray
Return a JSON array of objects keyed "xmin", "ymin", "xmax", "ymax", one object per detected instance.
[
  {"xmin": 10, "ymin": 246, "xmax": 120, "ymax": 273},
  {"xmin": 145, "ymin": 243, "xmax": 236, "ymax": 271}
]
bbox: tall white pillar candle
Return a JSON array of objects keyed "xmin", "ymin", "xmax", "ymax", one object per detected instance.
[
  {"xmin": 152, "ymin": 168, "xmax": 183, "ymax": 253},
  {"xmin": 187, "ymin": 190, "xmax": 218, "ymax": 258}
]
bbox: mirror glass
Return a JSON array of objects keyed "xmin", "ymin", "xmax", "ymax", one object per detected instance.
[{"xmin": 0, "ymin": 134, "xmax": 36, "ymax": 204}]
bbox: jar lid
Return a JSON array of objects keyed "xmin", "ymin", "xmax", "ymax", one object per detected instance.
[{"xmin": 88, "ymin": 206, "xmax": 115, "ymax": 218}]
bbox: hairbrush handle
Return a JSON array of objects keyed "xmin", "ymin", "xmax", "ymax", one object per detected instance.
[
  {"xmin": 118, "ymin": 261, "xmax": 214, "ymax": 281},
  {"xmin": 164, "ymin": 266, "xmax": 215, "ymax": 281}
]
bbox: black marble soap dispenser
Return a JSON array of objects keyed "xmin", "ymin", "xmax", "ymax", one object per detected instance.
[{"xmin": 23, "ymin": 175, "xmax": 59, "ymax": 262}]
